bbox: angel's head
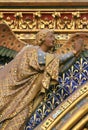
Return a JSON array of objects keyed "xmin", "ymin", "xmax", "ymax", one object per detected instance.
[{"xmin": 35, "ymin": 29, "xmax": 55, "ymax": 52}]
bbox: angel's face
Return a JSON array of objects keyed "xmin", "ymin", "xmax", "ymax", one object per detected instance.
[{"xmin": 43, "ymin": 32, "xmax": 55, "ymax": 48}]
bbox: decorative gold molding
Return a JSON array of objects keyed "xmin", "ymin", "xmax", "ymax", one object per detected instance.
[
  {"xmin": 0, "ymin": 10, "xmax": 88, "ymax": 33},
  {"xmin": 0, "ymin": 8, "xmax": 88, "ymax": 11},
  {"xmin": 0, "ymin": 7, "xmax": 88, "ymax": 49},
  {"xmin": 72, "ymin": 115, "xmax": 88, "ymax": 130},
  {"xmin": 34, "ymin": 82, "xmax": 88, "ymax": 130},
  {"xmin": 58, "ymin": 103, "xmax": 88, "ymax": 130},
  {"xmin": 0, "ymin": 9, "xmax": 88, "ymax": 43}
]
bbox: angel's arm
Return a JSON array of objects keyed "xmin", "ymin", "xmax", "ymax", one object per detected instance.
[
  {"xmin": 56, "ymin": 38, "xmax": 83, "ymax": 64},
  {"xmin": 57, "ymin": 51, "xmax": 75, "ymax": 64}
]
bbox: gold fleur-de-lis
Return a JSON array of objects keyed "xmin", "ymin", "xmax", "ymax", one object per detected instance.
[
  {"xmin": 14, "ymin": 12, "xmax": 23, "ymax": 19},
  {"xmin": 33, "ymin": 11, "xmax": 41, "ymax": 18},
  {"xmin": 72, "ymin": 11, "xmax": 80, "ymax": 18},
  {"xmin": 38, "ymin": 104, "xmax": 50, "ymax": 120},
  {"xmin": 52, "ymin": 12, "xmax": 61, "ymax": 18},
  {"xmin": 0, "ymin": 12, "xmax": 3, "ymax": 19}
]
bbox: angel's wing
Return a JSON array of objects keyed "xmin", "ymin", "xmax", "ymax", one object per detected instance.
[
  {"xmin": 0, "ymin": 23, "xmax": 26, "ymax": 58},
  {"xmin": 56, "ymin": 33, "xmax": 88, "ymax": 73},
  {"xmin": 56, "ymin": 33, "xmax": 88, "ymax": 54}
]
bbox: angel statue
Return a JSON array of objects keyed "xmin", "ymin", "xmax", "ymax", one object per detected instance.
[{"xmin": 0, "ymin": 23, "xmax": 87, "ymax": 130}]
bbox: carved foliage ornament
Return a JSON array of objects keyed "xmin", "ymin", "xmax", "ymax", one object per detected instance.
[{"xmin": 0, "ymin": 11, "xmax": 88, "ymax": 31}]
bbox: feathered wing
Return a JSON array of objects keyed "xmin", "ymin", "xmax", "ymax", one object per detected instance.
[
  {"xmin": 0, "ymin": 23, "xmax": 26, "ymax": 58},
  {"xmin": 56, "ymin": 33, "xmax": 88, "ymax": 54},
  {"xmin": 56, "ymin": 33, "xmax": 88, "ymax": 73}
]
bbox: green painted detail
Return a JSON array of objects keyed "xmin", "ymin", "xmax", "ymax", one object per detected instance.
[
  {"xmin": 0, "ymin": 46, "xmax": 17, "ymax": 58},
  {"xmin": 82, "ymin": 50, "xmax": 88, "ymax": 57}
]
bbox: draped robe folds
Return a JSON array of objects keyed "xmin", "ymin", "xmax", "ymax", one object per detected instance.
[{"xmin": 0, "ymin": 45, "xmax": 59, "ymax": 130}]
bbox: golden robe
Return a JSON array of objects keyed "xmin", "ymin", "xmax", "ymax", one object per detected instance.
[{"xmin": 0, "ymin": 45, "xmax": 59, "ymax": 130}]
